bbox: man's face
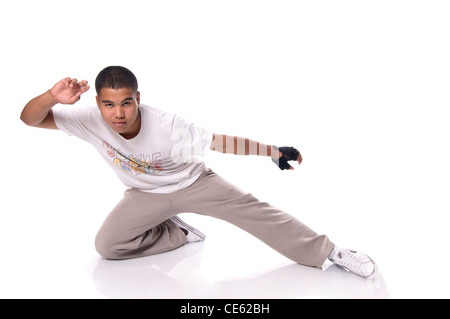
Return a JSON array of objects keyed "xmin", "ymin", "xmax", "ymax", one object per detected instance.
[{"xmin": 96, "ymin": 87, "xmax": 141, "ymax": 139}]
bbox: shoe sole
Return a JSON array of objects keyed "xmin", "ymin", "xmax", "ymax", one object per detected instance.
[
  {"xmin": 365, "ymin": 257, "xmax": 378, "ymax": 279},
  {"xmin": 170, "ymin": 215, "xmax": 206, "ymax": 241}
]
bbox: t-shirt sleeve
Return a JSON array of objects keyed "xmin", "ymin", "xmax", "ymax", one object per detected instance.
[
  {"xmin": 52, "ymin": 105, "xmax": 93, "ymax": 142},
  {"xmin": 170, "ymin": 114, "xmax": 213, "ymax": 163}
]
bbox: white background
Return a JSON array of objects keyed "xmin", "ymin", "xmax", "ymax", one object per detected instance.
[{"xmin": 1, "ymin": 0, "xmax": 450, "ymax": 298}]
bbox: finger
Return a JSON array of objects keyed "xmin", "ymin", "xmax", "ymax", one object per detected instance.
[
  {"xmin": 80, "ymin": 84, "xmax": 90, "ymax": 93},
  {"xmin": 78, "ymin": 80, "xmax": 89, "ymax": 87},
  {"xmin": 69, "ymin": 78, "xmax": 78, "ymax": 88},
  {"xmin": 61, "ymin": 77, "xmax": 71, "ymax": 86},
  {"xmin": 78, "ymin": 85, "xmax": 90, "ymax": 95},
  {"xmin": 69, "ymin": 92, "xmax": 82, "ymax": 103},
  {"xmin": 297, "ymin": 153, "xmax": 303, "ymax": 165}
]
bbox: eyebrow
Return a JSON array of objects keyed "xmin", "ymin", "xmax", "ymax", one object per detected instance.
[{"xmin": 101, "ymin": 97, "xmax": 134, "ymax": 104}]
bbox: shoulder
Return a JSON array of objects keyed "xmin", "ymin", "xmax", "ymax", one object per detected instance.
[
  {"xmin": 140, "ymin": 104, "xmax": 175, "ymax": 117},
  {"xmin": 53, "ymin": 104, "xmax": 96, "ymax": 116},
  {"xmin": 52, "ymin": 105, "xmax": 98, "ymax": 126},
  {"xmin": 52, "ymin": 105, "xmax": 99, "ymax": 140},
  {"xmin": 140, "ymin": 104, "xmax": 178, "ymax": 125}
]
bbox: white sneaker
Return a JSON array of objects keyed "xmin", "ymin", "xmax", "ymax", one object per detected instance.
[
  {"xmin": 170, "ymin": 215, "xmax": 206, "ymax": 243},
  {"xmin": 330, "ymin": 248, "xmax": 377, "ymax": 278}
]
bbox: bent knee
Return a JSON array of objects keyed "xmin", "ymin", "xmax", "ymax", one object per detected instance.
[{"xmin": 95, "ymin": 233, "xmax": 121, "ymax": 260}]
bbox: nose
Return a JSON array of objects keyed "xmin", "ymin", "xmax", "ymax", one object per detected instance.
[{"xmin": 114, "ymin": 106, "xmax": 125, "ymax": 119}]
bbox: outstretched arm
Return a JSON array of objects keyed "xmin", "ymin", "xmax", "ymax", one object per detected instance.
[
  {"xmin": 210, "ymin": 134, "xmax": 303, "ymax": 170},
  {"xmin": 20, "ymin": 77, "xmax": 90, "ymax": 129}
]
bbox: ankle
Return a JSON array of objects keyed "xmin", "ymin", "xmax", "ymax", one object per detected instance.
[{"xmin": 328, "ymin": 247, "xmax": 338, "ymax": 261}]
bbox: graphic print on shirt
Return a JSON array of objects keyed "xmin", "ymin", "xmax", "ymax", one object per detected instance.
[{"xmin": 102, "ymin": 141, "xmax": 163, "ymax": 175}]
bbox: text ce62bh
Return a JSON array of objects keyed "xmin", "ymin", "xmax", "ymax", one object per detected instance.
[{"xmin": 180, "ymin": 303, "xmax": 270, "ymax": 316}]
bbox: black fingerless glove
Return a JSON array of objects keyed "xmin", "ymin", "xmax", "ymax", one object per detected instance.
[{"xmin": 272, "ymin": 146, "xmax": 300, "ymax": 170}]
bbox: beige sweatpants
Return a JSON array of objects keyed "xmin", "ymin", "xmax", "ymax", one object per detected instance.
[{"xmin": 95, "ymin": 169, "xmax": 335, "ymax": 268}]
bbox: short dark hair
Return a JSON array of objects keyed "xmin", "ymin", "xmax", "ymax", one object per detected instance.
[{"xmin": 95, "ymin": 66, "xmax": 138, "ymax": 95}]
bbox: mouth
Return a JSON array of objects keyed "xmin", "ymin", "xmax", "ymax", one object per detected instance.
[{"xmin": 112, "ymin": 121, "xmax": 127, "ymax": 127}]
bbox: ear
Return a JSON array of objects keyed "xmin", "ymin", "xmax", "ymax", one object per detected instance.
[
  {"xmin": 136, "ymin": 91, "xmax": 141, "ymax": 105},
  {"xmin": 96, "ymin": 95, "xmax": 100, "ymax": 109}
]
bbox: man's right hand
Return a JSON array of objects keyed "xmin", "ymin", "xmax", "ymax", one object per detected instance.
[
  {"xmin": 21, "ymin": 77, "xmax": 90, "ymax": 129},
  {"xmin": 50, "ymin": 77, "xmax": 90, "ymax": 105}
]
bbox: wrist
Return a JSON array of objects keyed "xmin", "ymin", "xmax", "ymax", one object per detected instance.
[
  {"xmin": 270, "ymin": 145, "xmax": 281, "ymax": 160},
  {"xmin": 45, "ymin": 89, "xmax": 59, "ymax": 106}
]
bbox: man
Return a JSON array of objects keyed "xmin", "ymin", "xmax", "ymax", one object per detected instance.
[{"xmin": 20, "ymin": 66, "xmax": 376, "ymax": 278}]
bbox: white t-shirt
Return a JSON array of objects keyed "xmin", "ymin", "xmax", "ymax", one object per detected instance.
[{"xmin": 53, "ymin": 104, "xmax": 213, "ymax": 193}]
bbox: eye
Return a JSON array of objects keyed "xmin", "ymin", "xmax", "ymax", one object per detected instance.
[{"xmin": 123, "ymin": 101, "xmax": 131, "ymax": 106}]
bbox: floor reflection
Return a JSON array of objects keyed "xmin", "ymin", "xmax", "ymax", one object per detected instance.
[{"xmin": 92, "ymin": 243, "xmax": 390, "ymax": 299}]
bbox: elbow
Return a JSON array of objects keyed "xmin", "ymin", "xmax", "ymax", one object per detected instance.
[
  {"xmin": 19, "ymin": 111, "xmax": 29, "ymax": 126},
  {"xmin": 19, "ymin": 111, "xmax": 33, "ymax": 127},
  {"xmin": 20, "ymin": 110, "xmax": 39, "ymax": 127}
]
